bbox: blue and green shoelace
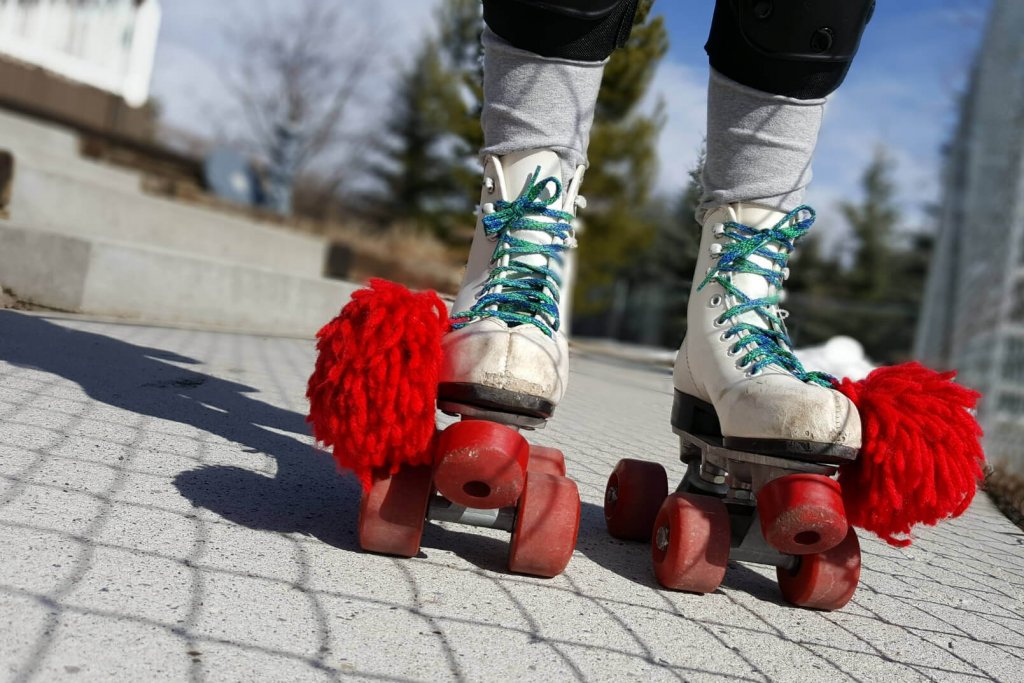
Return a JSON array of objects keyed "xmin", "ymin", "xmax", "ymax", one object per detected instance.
[
  {"xmin": 698, "ymin": 205, "xmax": 833, "ymax": 388},
  {"xmin": 450, "ymin": 167, "xmax": 575, "ymax": 338}
]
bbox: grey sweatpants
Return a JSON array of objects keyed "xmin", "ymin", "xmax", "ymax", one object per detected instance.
[
  {"xmin": 480, "ymin": 28, "xmax": 826, "ymax": 216},
  {"xmin": 480, "ymin": 27, "xmax": 605, "ymax": 184}
]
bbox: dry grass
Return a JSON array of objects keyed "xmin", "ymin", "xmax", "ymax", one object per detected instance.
[
  {"xmin": 322, "ymin": 220, "xmax": 454, "ymax": 265},
  {"xmin": 984, "ymin": 464, "xmax": 1024, "ymax": 530},
  {"xmin": 139, "ymin": 172, "xmax": 465, "ymax": 295},
  {"xmin": 0, "ymin": 287, "xmax": 18, "ymax": 309},
  {"xmin": 304, "ymin": 218, "xmax": 464, "ymax": 295},
  {"xmin": 0, "ymin": 286, "xmax": 59, "ymax": 312}
]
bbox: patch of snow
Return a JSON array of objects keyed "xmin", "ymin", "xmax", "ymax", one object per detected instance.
[{"xmin": 796, "ymin": 336, "xmax": 876, "ymax": 381}]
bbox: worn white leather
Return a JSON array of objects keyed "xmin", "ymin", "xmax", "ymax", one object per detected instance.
[
  {"xmin": 673, "ymin": 203, "xmax": 862, "ymax": 448},
  {"xmin": 442, "ymin": 149, "xmax": 584, "ymax": 406}
]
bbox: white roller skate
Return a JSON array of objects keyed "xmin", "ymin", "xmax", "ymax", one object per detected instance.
[
  {"xmin": 673, "ymin": 203, "xmax": 861, "ymax": 459},
  {"xmin": 603, "ymin": 204, "xmax": 864, "ymax": 609},
  {"xmin": 357, "ymin": 149, "xmax": 586, "ymax": 578},
  {"xmin": 439, "ymin": 149, "xmax": 585, "ymax": 428}
]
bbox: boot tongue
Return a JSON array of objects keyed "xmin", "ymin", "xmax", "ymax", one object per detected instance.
[
  {"xmin": 501, "ymin": 150, "xmax": 564, "ymax": 204},
  {"xmin": 728, "ymin": 205, "xmax": 790, "ymax": 337},
  {"xmin": 493, "ymin": 151, "xmax": 571, "ymax": 322}
]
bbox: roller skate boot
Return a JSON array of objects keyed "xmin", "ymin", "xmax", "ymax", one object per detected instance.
[
  {"xmin": 604, "ymin": 204, "xmax": 863, "ymax": 609},
  {"xmin": 440, "ymin": 148, "xmax": 584, "ymax": 425},
  {"xmin": 359, "ymin": 150, "xmax": 584, "ymax": 577}
]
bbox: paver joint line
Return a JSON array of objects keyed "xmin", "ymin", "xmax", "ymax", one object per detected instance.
[{"xmin": 0, "ymin": 312, "xmax": 1022, "ymax": 682}]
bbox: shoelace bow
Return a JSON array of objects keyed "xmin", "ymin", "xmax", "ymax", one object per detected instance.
[
  {"xmin": 698, "ymin": 205, "xmax": 833, "ymax": 388},
  {"xmin": 450, "ymin": 167, "xmax": 575, "ymax": 337}
]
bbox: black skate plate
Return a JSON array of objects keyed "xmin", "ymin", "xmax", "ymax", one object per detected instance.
[
  {"xmin": 438, "ymin": 382, "xmax": 554, "ymax": 420},
  {"xmin": 671, "ymin": 392, "xmax": 722, "ymax": 437},
  {"xmin": 722, "ymin": 436, "xmax": 858, "ymax": 464},
  {"xmin": 672, "ymin": 390, "xmax": 858, "ymax": 464}
]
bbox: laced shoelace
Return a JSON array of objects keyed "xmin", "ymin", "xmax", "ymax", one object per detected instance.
[
  {"xmin": 450, "ymin": 167, "xmax": 576, "ymax": 338},
  {"xmin": 699, "ymin": 205, "xmax": 834, "ymax": 388}
]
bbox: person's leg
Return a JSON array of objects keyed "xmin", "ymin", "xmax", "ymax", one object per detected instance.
[
  {"xmin": 674, "ymin": 0, "xmax": 875, "ymax": 457},
  {"xmin": 478, "ymin": 26, "xmax": 604, "ymax": 187},
  {"xmin": 698, "ymin": 72, "xmax": 824, "ymax": 216},
  {"xmin": 440, "ymin": 0, "xmax": 639, "ymax": 424}
]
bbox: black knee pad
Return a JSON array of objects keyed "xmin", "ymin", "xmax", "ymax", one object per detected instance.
[
  {"xmin": 706, "ymin": 0, "xmax": 875, "ymax": 99},
  {"xmin": 483, "ymin": 0, "xmax": 640, "ymax": 62}
]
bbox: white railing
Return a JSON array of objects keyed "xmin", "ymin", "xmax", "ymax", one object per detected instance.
[
  {"xmin": 0, "ymin": 0, "xmax": 161, "ymax": 107},
  {"xmin": 916, "ymin": 0, "xmax": 1024, "ymax": 474}
]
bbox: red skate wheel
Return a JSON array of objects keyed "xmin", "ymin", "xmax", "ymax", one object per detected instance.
[
  {"xmin": 433, "ymin": 420, "xmax": 530, "ymax": 509},
  {"xmin": 604, "ymin": 459, "xmax": 669, "ymax": 541},
  {"xmin": 508, "ymin": 472, "xmax": 581, "ymax": 578},
  {"xmin": 757, "ymin": 473, "xmax": 848, "ymax": 555},
  {"xmin": 651, "ymin": 493, "xmax": 730, "ymax": 593},
  {"xmin": 777, "ymin": 527, "xmax": 861, "ymax": 610},
  {"xmin": 527, "ymin": 445, "xmax": 566, "ymax": 477},
  {"xmin": 358, "ymin": 465, "xmax": 433, "ymax": 557}
]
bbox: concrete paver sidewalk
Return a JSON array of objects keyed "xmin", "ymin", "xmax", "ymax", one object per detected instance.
[{"xmin": 1, "ymin": 310, "xmax": 1023, "ymax": 682}]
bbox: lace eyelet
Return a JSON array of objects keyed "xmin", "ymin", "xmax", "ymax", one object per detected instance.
[
  {"xmin": 713, "ymin": 315, "xmax": 726, "ymax": 328},
  {"xmin": 484, "ymin": 177, "xmax": 495, "ymax": 194},
  {"xmin": 708, "ymin": 295, "xmax": 723, "ymax": 308},
  {"xmin": 744, "ymin": 367, "xmax": 761, "ymax": 378}
]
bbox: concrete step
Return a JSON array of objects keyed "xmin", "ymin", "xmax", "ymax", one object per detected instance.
[
  {"xmin": 11, "ymin": 143, "xmax": 143, "ymax": 193},
  {"xmin": 0, "ymin": 108, "xmax": 154, "ymax": 192},
  {"xmin": 6, "ymin": 163, "xmax": 328, "ymax": 277},
  {"xmin": 0, "ymin": 108, "xmax": 142, "ymax": 192},
  {"xmin": 0, "ymin": 108, "xmax": 80, "ymax": 158},
  {"xmin": 0, "ymin": 223, "xmax": 357, "ymax": 336}
]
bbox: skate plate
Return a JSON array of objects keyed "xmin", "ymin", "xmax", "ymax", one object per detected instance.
[
  {"xmin": 439, "ymin": 400, "xmax": 547, "ymax": 429},
  {"xmin": 358, "ymin": 418, "xmax": 580, "ymax": 578},
  {"xmin": 604, "ymin": 429, "xmax": 860, "ymax": 609},
  {"xmin": 672, "ymin": 428, "xmax": 837, "ymax": 494}
]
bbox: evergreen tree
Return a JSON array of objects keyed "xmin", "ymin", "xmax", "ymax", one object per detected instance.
[
  {"xmin": 836, "ymin": 146, "xmax": 908, "ymax": 361},
  {"xmin": 574, "ymin": 0, "xmax": 669, "ymax": 321},
  {"xmin": 785, "ymin": 228, "xmax": 843, "ymax": 346},
  {"xmin": 432, "ymin": 0, "xmax": 485, "ymax": 241},
  {"xmin": 435, "ymin": 0, "xmax": 484, "ymax": 155},
  {"xmin": 783, "ymin": 240, "xmax": 835, "ymax": 347},
  {"xmin": 647, "ymin": 146, "xmax": 704, "ymax": 346},
  {"xmin": 841, "ymin": 146, "xmax": 900, "ymax": 300},
  {"xmin": 787, "ymin": 146, "xmax": 927, "ymax": 362},
  {"xmin": 363, "ymin": 40, "xmax": 463, "ymax": 237},
  {"xmin": 361, "ymin": 0, "xmax": 482, "ymax": 241}
]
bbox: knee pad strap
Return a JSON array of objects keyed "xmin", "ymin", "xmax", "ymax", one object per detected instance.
[
  {"xmin": 706, "ymin": 0, "xmax": 875, "ymax": 99},
  {"xmin": 483, "ymin": 0, "xmax": 640, "ymax": 62}
]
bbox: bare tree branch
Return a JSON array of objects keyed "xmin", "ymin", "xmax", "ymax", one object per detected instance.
[{"xmin": 217, "ymin": 0, "xmax": 380, "ymax": 186}]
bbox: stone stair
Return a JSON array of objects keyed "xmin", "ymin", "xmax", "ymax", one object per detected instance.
[{"xmin": 0, "ymin": 109, "xmax": 357, "ymax": 335}]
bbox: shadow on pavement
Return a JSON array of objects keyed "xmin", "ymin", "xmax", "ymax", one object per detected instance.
[
  {"xmin": 0, "ymin": 311, "xmax": 361, "ymax": 550},
  {"xmin": 0, "ymin": 311, "xmax": 800, "ymax": 594},
  {"xmin": 574, "ymin": 500, "xmax": 790, "ymax": 606},
  {"xmin": 414, "ymin": 494, "xmax": 787, "ymax": 603}
]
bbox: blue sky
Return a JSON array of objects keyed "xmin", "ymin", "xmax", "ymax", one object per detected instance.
[
  {"xmin": 646, "ymin": 0, "xmax": 990, "ymax": 235},
  {"xmin": 151, "ymin": 0, "xmax": 991, "ymax": 239}
]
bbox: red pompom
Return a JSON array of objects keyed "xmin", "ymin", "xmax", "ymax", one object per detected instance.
[
  {"xmin": 306, "ymin": 279, "xmax": 448, "ymax": 490},
  {"xmin": 833, "ymin": 362, "xmax": 985, "ymax": 547}
]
